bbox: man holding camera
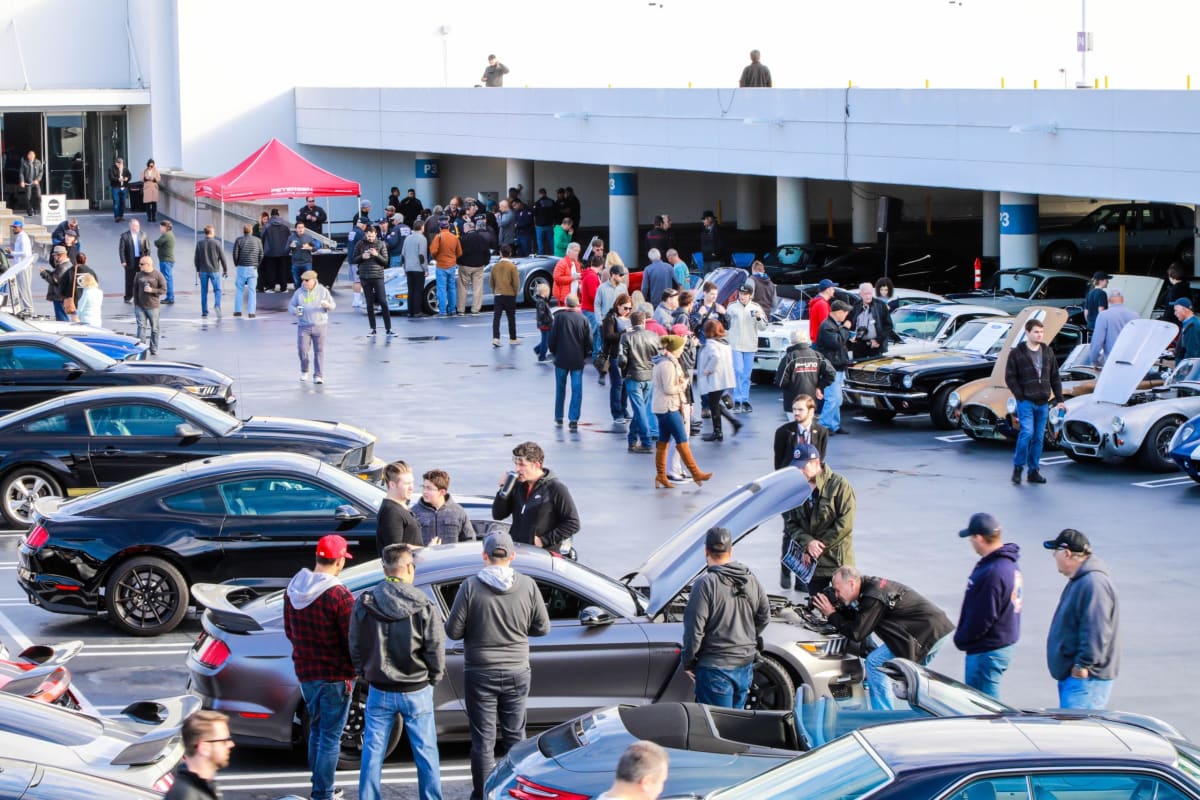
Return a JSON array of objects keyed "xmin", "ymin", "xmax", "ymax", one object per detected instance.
[
  {"xmin": 849, "ymin": 282, "xmax": 892, "ymax": 360},
  {"xmin": 812, "ymin": 566, "xmax": 954, "ymax": 710}
]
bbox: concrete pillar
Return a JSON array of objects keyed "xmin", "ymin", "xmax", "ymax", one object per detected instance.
[
  {"xmin": 776, "ymin": 177, "xmax": 809, "ymax": 245},
  {"xmin": 506, "ymin": 158, "xmax": 534, "ymax": 204},
  {"xmin": 608, "ymin": 166, "xmax": 638, "ymax": 268},
  {"xmin": 414, "ymin": 153, "xmax": 441, "ymax": 207},
  {"xmin": 850, "ymin": 182, "xmax": 876, "ymax": 244},
  {"xmin": 982, "ymin": 191, "xmax": 1000, "ymax": 259},
  {"xmin": 999, "ymin": 192, "xmax": 1039, "ymax": 269},
  {"xmin": 736, "ymin": 175, "xmax": 762, "ymax": 231}
]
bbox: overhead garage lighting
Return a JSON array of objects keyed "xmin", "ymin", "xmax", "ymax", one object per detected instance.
[
  {"xmin": 1008, "ymin": 123, "xmax": 1059, "ymax": 135},
  {"xmin": 553, "ymin": 111, "xmax": 590, "ymax": 121}
]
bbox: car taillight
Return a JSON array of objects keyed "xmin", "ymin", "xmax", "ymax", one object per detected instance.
[
  {"xmin": 509, "ymin": 776, "xmax": 589, "ymax": 800},
  {"xmin": 195, "ymin": 636, "xmax": 230, "ymax": 669},
  {"xmin": 153, "ymin": 773, "xmax": 175, "ymax": 792},
  {"xmin": 23, "ymin": 525, "xmax": 48, "ymax": 549}
]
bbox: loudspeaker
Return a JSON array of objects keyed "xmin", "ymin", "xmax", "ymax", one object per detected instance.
[{"xmin": 876, "ymin": 196, "xmax": 903, "ymax": 233}]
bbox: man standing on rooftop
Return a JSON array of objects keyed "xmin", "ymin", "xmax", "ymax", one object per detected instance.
[{"xmin": 739, "ymin": 50, "xmax": 772, "ymax": 88}]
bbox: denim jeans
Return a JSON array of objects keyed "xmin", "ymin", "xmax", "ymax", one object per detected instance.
[
  {"xmin": 694, "ymin": 662, "xmax": 755, "ymax": 708},
  {"xmin": 626, "ymin": 378, "xmax": 654, "ymax": 446},
  {"xmin": 554, "ymin": 367, "xmax": 583, "ymax": 423},
  {"xmin": 732, "ymin": 350, "xmax": 754, "ymax": 403},
  {"xmin": 464, "ymin": 668, "xmax": 531, "ymax": 800},
  {"xmin": 359, "ymin": 684, "xmax": 442, "ymax": 800},
  {"xmin": 583, "ymin": 310, "xmax": 600, "ymax": 357},
  {"xmin": 1058, "ymin": 675, "xmax": 1114, "ymax": 710},
  {"xmin": 609, "ymin": 361, "xmax": 629, "ymax": 419},
  {"xmin": 198, "ymin": 271, "xmax": 221, "ymax": 316},
  {"xmin": 298, "ymin": 325, "xmax": 327, "ymax": 378},
  {"xmin": 111, "ymin": 187, "xmax": 125, "ymax": 219},
  {"xmin": 534, "ymin": 329, "xmax": 550, "ymax": 359},
  {"xmin": 234, "ymin": 267, "xmax": 257, "ymax": 314},
  {"xmin": 159, "ymin": 261, "xmax": 174, "ymax": 302},
  {"xmin": 53, "ymin": 300, "xmax": 69, "ymax": 321},
  {"xmin": 655, "ymin": 410, "xmax": 688, "ymax": 444},
  {"xmin": 134, "ymin": 305, "xmax": 160, "ymax": 354},
  {"xmin": 964, "ymin": 644, "xmax": 1015, "ymax": 700},
  {"xmin": 818, "ymin": 370, "xmax": 845, "ymax": 432},
  {"xmin": 1013, "ymin": 399, "xmax": 1049, "ymax": 470},
  {"xmin": 516, "ymin": 230, "xmax": 535, "ymax": 257},
  {"xmin": 299, "ymin": 679, "xmax": 352, "ymax": 800},
  {"xmin": 535, "ymin": 226, "xmax": 554, "ymax": 255},
  {"xmin": 436, "ymin": 267, "xmax": 457, "ymax": 315},
  {"xmin": 865, "ymin": 634, "xmax": 950, "ymax": 710}
]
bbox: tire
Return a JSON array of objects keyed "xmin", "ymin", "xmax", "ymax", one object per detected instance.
[
  {"xmin": 1138, "ymin": 417, "xmax": 1183, "ymax": 473},
  {"xmin": 0, "ymin": 467, "xmax": 62, "ymax": 529},
  {"xmin": 524, "ymin": 272, "xmax": 551, "ymax": 305},
  {"xmin": 1045, "ymin": 242, "xmax": 1077, "ymax": 270},
  {"xmin": 864, "ymin": 409, "xmax": 897, "ymax": 423},
  {"xmin": 746, "ymin": 656, "xmax": 795, "ymax": 711},
  {"xmin": 423, "ymin": 282, "xmax": 439, "ymax": 315},
  {"xmin": 929, "ymin": 386, "xmax": 958, "ymax": 430},
  {"xmin": 103, "ymin": 556, "xmax": 188, "ymax": 636},
  {"xmin": 300, "ymin": 680, "xmax": 402, "ymax": 771},
  {"xmin": 1178, "ymin": 240, "xmax": 1194, "ymax": 267}
]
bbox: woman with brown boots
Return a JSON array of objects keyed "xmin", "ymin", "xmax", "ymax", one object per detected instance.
[{"xmin": 652, "ymin": 335, "xmax": 712, "ymax": 489}]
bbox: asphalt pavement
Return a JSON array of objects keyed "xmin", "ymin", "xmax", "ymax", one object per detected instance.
[{"xmin": 1, "ymin": 211, "xmax": 1198, "ymax": 798}]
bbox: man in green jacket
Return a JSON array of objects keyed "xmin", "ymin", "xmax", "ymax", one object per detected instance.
[
  {"xmin": 154, "ymin": 220, "xmax": 176, "ymax": 304},
  {"xmin": 783, "ymin": 443, "xmax": 855, "ymax": 597}
]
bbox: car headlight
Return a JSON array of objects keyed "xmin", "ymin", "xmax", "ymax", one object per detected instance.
[
  {"xmin": 1006, "ymin": 397, "xmax": 1018, "ymax": 415},
  {"xmin": 1111, "ymin": 416, "xmax": 1126, "ymax": 433},
  {"xmin": 795, "ymin": 639, "xmax": 844, "ymax": 657},
  {"xmin": 901, "ymin": 374, "xmax": 914, "ymax": 390},
  {"xmin": 183, "ymin": 384, "xmax": 219, "ymax": 397},
  {"xmin": 947, "ymin": 391, "xmax": 961, "ymax": 408},
  {"xmin": 1172, "ymin": 423, "xmax": 1194, "ymax": 448}
]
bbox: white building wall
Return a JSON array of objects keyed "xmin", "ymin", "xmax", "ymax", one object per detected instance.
[{"xmin": 0, "ymin": 0, "xmax": 135, "ymax": 90}]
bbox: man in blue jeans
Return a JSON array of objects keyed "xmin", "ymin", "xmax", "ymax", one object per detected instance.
[
  {"xmin": 1045, "ymin": 529, "xmax": 1120, "ymax": 710},
  {"xmin": 620, "ymin": 310, "xmax": 661, "ymax": 452},
  {"xmin": 681, "ymin": 527, "xmax": 770, "ymax": 708},
  {"xmin": 1004, "ymin": 317, "xmax": 1065, "ymax": 484},
  {"xmin": 445, "ymin": 533, "xmax": 550, "ymax": 800},
  {"xmin": 954, "ymin": 512, "xmax": 1022, "ymax": 700},
  {"xmin": 284, "ymin": 535, "xmax": 356, "ymax": 800},
  {"xmin": 548, "ymin": 295, "xmax": 593, "ymax": 430},
  {"xmin": 350, "ymin": 544, "xmax": 444, "ymax": 800}
]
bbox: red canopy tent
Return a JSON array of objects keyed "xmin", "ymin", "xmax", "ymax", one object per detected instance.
[{"xmin": 193, "ymin": 138, "xmax": 360, "ymax": 251}]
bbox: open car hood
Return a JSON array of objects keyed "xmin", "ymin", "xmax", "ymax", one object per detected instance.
[
  {"xmin": 988, "ymin": 306, "xmax": 1068, "ymax": 383},
  {"xmin": 624, "ymin": 469, "xmax": 812, "ymax": 617},
  {"xmin": 1091, "ymin": 319, "xmax": 1178, "ymax": 405},
  {"xmin": 1107, "ymin": 275, "xmax": 1164, "ymax": 320}
]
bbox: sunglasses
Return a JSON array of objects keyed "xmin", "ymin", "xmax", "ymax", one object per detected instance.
[{"xmin": 205, "ymin": 737, "xmax": 235, "ymax": 745}]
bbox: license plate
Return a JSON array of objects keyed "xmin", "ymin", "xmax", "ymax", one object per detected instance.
[
  {"xmin": 859, "ymin": 395, "xmax": 878, "ymax": 409},
  {"xmin": 17, "ymin": 567, "xmax": 33, "ymax": 582}
]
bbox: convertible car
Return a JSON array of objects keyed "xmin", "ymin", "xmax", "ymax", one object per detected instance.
[
  {"xmin": 0, "ymin": 311, "xmax": 147, "ymax": 361},
  {"xmin": 1058, "ymin": 320, "xmax": 1199, "ymax": 472},
  {"xmin": 186, "ymin": 468, "xmax": 862, "ymax": 769}
]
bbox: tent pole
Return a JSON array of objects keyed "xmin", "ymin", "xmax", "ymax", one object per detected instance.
[{"xmin": 194, "ymin": 198, "xmax": 200, "ymax": 286}]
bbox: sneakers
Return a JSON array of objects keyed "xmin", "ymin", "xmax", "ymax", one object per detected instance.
[
  {"xmin": 386, "ymin": 330, "xmax": 396, "ymax": 337},
  {"xmin": 368, "ymin": 329, "xmax": 377, "ymax": 336},
  {"xmin": 314, "ymin": 376, "xmax": 325, "ymax": 384},
  {"xmin": 214, "ymin": 306, "xmax": 222, "ymax": 320},
  {"xmin": 248, "ymin": 313, "xmax": 255, "ymax": 318},
  {"xmin": 493, "ymin": 338, "xmax": 501, "ymax": 347},
  {"xmin": 743, "ymin": 402, "xmax": 754, "ymax": 413},
  {"xmin": 834, "ymin": 428, "xmax": 850, "ymax": 435},
  {"xmin": 1011, "ymin": 467, "xmax": 1023, "ymax": 485},
  {"xmin": 299, "ymin": 372, "xmax": 309, "ymax": 382},
  {"xmin": 569, "ymin": 421, "xmax": 579, "ymax": 431},
  {"xmin": 555, "ymin": 419, "xmax": 564, "ymax": 427},
  {"xmin": 628, "ymin": 443, "xmax": 653, "ymax": 454},
  {"xmin": 264, "ymin": 289, "xmax": 275, "ymax": 294},
  {"xmin": 510, "ymin": 338, "xmax": 521, "ymax": 345},
  {"xmin": 1027, "ymin": 470, "xmax": 1047, "ymax": 484},
  {"xmin": 233, "ymin": 312, "xmax": 242, "ymax": 317}
]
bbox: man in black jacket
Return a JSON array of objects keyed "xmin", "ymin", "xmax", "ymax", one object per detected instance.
[
  {"xmin": 532, "ymin": 188, "xmax": 558, "ymax": 255},
  {"xmin": 350, "ymin": 544, "xmax": 445, "ymax": 800},
  {"xmin": 376, "ymin": 462, "xmax": 422, "ymax": 551},
  {"xmin": 117, "ymin": 219, "xmax": 151, "ymax": 303},
  {"xmin": 1004, "ymin": 317, "xmax": 1065, "ymax": 485},
  {"xmin": 492, "ymin": 441, "xmax": 581, "ymax": 554},
  {"xmin": 774, "ymin": 329, "xmax": 835, "ymax": 414},
  {"xmin": 548, "ymin": 296, "xmax": 594, "ymax": 429},
  {"xmin": 699, "ymin": 210, "xmax": 723, "ymax": 269},
  {"xmin": 681, "ymin": 527, "xmax": 769, "ymax": 708},
  {"xmin": 815, "ymin": 300, "xmax": 853, "ymax": 434},
  {"xmin": 398, "ymin": 188, "xmax": 423, "ymax": 227},
  {"xmin": 353, "ymin": 227, "xmax": 392, "ymax": 336},
  {"xmin": 849, "ymin": 282, "xmax": 893, "ymax": 360},
  {"xmin": 295, "ymin": 196, "xmax": 328, "ymax": 234},
  {"xmin": 164, "ymin": 710, "xmax": 234, "ymax": 799},
  {"xmin": 458, "ymin": 222, "xmax": 491, "ymax": 315},
  {"xmin": 813, "ymin": 566, "xmax": 954, "ymax": 710}
]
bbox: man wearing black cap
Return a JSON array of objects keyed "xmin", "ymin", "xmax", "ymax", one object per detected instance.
[
  {"xmin": 1173, "ymin": 297, "xmax": 1200, "ymax": 362},
  {"xmin": 954, "ymin": 513, "xmax": 1022, "ymax": 699},
  {"xmin": 681, "ymin": 527, "xmax": 769, "ymax": 708},
  {"xmin": 481, "ymin": 55, "xmax": 509, "ymax": 87},
  {"xmin": 783, "ymin": 443, "xmax": 855, "ymax": 595},
  {"xmin": 815, "ymin": 300, "xmax": 854, "ymax": 434},
  {"xmin": 1084, "ymin": 272, "xmax": 1111, "ymax": 335},
  {"xmin": 1044, "ymin": 529, "xmax": 1120, "ymax": 710},
  {"xmin": 445, "ymin": 532, "xmax": 550, "ymax": 800},
  {"xmin": 699, "ymin": 211, "xmax": 723, "ymax": 270}
]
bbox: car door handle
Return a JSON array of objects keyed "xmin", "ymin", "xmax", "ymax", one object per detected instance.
[
  {"xmin": 226, "ymin": 532, "xmax": 266, "ymax": 541},
  {"xmin": 448, "ymin": 645, "xmax": 465, "ymax": 654},
  {"xmin": 101, "ymin": 446, "xmax": 123, "ymax": 454}
]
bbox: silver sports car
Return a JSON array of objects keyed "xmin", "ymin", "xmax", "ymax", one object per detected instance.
[
  {"xmin": 356, "ymin": 254, "xmax": 556, "ymax": 315},
  {"xmin": 1058, "ymin": 319, "xmax": 1197, "ymax": 472},
  {"xmin": 186, "ymin": 468, "xmax": 863, "ymax": 767}
]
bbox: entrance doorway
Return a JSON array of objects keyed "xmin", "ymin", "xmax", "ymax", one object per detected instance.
[{"xmin": 0, "ymin": 112, "xmax": 45, "ymax": 209}]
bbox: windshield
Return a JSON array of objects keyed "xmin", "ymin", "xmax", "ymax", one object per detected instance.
[
  {"xmin": 942, "ymin": 319, "xmax": 1012, "ymax": 356},
  {"xmin": 1080, "ymin": 205, "xmax": 1126, "ymax": 229},
  {"xmin": 712, "ymin": 735, "xmax": 890, "ymax": 800},
  {"xmin": 50, "ymin": 335, "xmax": 118, "ymax": 370},
  {"xmin": 774, "ymin": 298, "xmax": 805, "ymax": 321},
  {"xmin": 919, "ymin": 668, "xmax": 1014, "ymax": 715},
  {"xmin": 1177, "ymin": 743, "xmax": 1200, "ymax": 783},
  {"xmin": 1169, "ymin": 358, "xmax": 1200, "ymax": 386},
  {"xmin": 174, "ymin": 392, "xmax": 241, "ymax": 435},
  {"xmin": 980, "ymin": 272, "xmax": 1038, "ymax": 299},
  {"xmin": 890, "ymin": 308, "xmax": 949, "ymax": 340}
]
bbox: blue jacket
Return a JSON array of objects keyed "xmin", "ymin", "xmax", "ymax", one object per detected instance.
[
  {"xmin": 954, "ymin": 542, "xmax": 1022, "ymax": 655},
  {"xmin": 1045, "ymin": 555, "xmax": 1120, "ymax": 681}
]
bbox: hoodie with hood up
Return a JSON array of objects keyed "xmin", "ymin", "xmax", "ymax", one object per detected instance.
[
  {"xmin": 350, "ymin": 578, "xmax": 445, "ymax": 692},
  {"xmin": 445, "ymin": 566, "xmax": 550, "ymax": 671},
  {"xmin": 283, "ymin": 569, "xmax": 355, "ymax": 683},
  {"xmin": 954, "ymin": 542, "xmax": 1022, "ymax": 655},
  {"xmin": 1046, "ymin": 555, "xmax": 1120, "ymax": 681},
  {"xmin": 681, "ymin": 562, "xmax": 770, "ymax": 670}
]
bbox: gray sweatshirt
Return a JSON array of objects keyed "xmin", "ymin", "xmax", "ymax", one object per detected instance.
[
  {"xmin": 287, "ymin": 283, "xmax": 336, "ymax": 327},
  {"xmin": 681, "ymin": 562, "xmax": 770, "ymax": 670},
  {"xmin": 445, "ymin": 567, "xmax": 550, "ymax": 671},
  {"xmin": 1046, "ymin": 555, "xmax": 1120, "ymax": 681}
]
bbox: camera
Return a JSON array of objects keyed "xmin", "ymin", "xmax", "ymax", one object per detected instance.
[{"xmin": 818, "ymin": 585, "xmax": 840, "ymax": 606}]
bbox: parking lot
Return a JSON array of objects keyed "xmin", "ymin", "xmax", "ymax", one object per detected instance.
[{"xmin": 1, "ymin": 214, "xmax": 1198, "ymax": 798}]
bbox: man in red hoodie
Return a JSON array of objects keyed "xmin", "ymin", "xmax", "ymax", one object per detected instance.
[
  {"xmin": 580, "ymin": 253, "xmax": 603, "ymax": 369},
  {"xmin": 808, "ymin": 279, "xmax": 837, "ymax": 343},
  {"xmin": 284, "ymin": 535, "xmax": 356, "ymax": 800}
]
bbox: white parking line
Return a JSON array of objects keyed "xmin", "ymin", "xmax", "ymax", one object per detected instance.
[
  {"xmin": 935, "ymin": 433, "xmax": 971, "ymax": 443},
  {"xmin": 0, "ymin": 607, "xmax": 97, "ymax": 715},
  {"xmin": 222, "ymin": 764, "xmax": 471, "ymax": 791},
  {"xmin": 76, "ymin": 649, "xmax": 193, "ymax": 657},
  {"xmin": 1133, "ymin": 476, "xmax": 1196, "ymax": 489},
  {"xmin": 224, "ymin": 764, "xmax": 471, "ymax": 781},
  {"xmin": 1039, "ymin": 455, "xmax": 1072, "ymax": 466}
]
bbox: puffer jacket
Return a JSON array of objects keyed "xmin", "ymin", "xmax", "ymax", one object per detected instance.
[
  {"xmin": 619, "ymin": 326, "xmax": 662, "ymax": 382},
  {"xmin": 695, "ymin": 338, "xmax": 736, "ymax": 395},
  {"xmin": 349, "ymin": 578, "xmax": 445, "ymax": 692},
  {"xmin": 353, "ymin": 238, "xmax": 389, "ymax": 281},
  {"xmin": 726, "ymin": 299, "xmax": 767, "ymax": 352}
]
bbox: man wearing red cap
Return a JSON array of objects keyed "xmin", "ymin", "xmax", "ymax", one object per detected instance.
[{"xmin": 284, "ymin": 534, "xmax": 356, "ymax": 800}]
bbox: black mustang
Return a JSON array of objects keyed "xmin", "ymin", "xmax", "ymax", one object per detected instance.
[{"xmin": 0, "ymin": 386, "xmax": 384, "ymax": 529}]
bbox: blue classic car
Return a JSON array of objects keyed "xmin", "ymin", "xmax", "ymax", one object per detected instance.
[
  {"xmin": 1169, "ymin": 411, "xmax": 1200, "ymax": 484},
  {"xmin": 0, "ymin": 312, "xmax": 147, "ymax": 361}
]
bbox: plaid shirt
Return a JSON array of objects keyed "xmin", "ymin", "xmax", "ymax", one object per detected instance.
[{"xmin": 284, "ymin": 583, "xmax": 356, "ymax": 683}]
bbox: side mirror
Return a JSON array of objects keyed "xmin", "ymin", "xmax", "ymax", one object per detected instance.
[
  {"xmin": 334, "ymin": 505, "xmax": 366, "ymax": 523},
  {"xmin": 579, "ymin": 606, "xmax": 615, "ymax": 627},
  {"xmin": 176, "ymin": 423, "xmax": 203, "ymax": 441},
  {"xmin": 63, "ymin": 361, "xmax": 84, "ymax": 373}
]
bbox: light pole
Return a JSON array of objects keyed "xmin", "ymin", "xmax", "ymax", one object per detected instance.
[
  {"xmin": 1076, "ymin": 0, "xmax": 1092, "ymax": 88},
  {"xmin": 439, "ymin": 25, "xmax": 451, "ymax": 87}
]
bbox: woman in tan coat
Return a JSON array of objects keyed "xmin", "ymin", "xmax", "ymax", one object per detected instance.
[
  {"xmin": 141, "ymin": 159, "xmax": 160, "ymax": 223},
  {"xmin": 652, "ymin": 335, "xmax": 712, "ymax": 489}
]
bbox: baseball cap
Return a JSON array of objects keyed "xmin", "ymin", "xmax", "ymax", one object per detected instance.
[
  {"xmin": 816, "ymin": 278, "xmax": 837, "ymax": 291},
  {"xmin": 1092, "ymin": 271, "xmax": 1113, "ymax": 281},
  {"xmin": 1171, "ymin": 297, "xmax": 1193, "ymax": 310},
  {"xmin": 360, "ymin": 199, "xmax": 372, "ymax": 208},
  {"xmin": 484, "ymin": 531, "xmax": 515, "ymax": 558},
  {"xmin": 704, "ymin": 526, "xmax": 732, "ymax": 553},
  {"xmin": 10, "ymin": 219, "xmax": 22, "ymax": 228},
  {"xmin": 959, "ymin": 512, "xmax": 1001, "ymax": 538},
  {"xmin": 51, "ymin": 245, "xmax": 67, "ymax": 255},
  {"xmin": 316, "ymin": 534, "xmax": 353, "ymax": 560},
  {"xmin": 739, "ymin": 282, "xmax": 754, "ymax": 294},
  {"xmin": 1042, "ymin": 528, "xmax": 1091, "ymax": 554},
  {"xmin": 300, "ymin": 270, "xmax": 318, "ymax": 281},
  {"xmin": 790, "ymin": 442, "xmax": 822, "ymax": 467}
]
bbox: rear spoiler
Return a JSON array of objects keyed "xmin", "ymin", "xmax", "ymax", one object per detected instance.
[
  {"xmin": 0, "ymin": 640, "xmax": 84, "ymax": 697},
  {"xmin": 191, "ymin": 583, "xmax": 264, "ymax": 633},
  {"xmin": 112, "ymin": 694, "xmax": 201, "ymax": 767}
]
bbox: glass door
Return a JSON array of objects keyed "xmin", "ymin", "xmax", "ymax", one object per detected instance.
[
  {"xmin": 0, "ymin": 112, "xmax": 46, "ymax": 211},
  {"xmin": 46, "ymin": 114, "xmax": 86, "ymax": 202},
  {"xmin": 86, "ymin": 111, "xmax": 127, "ymax": 209}
]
